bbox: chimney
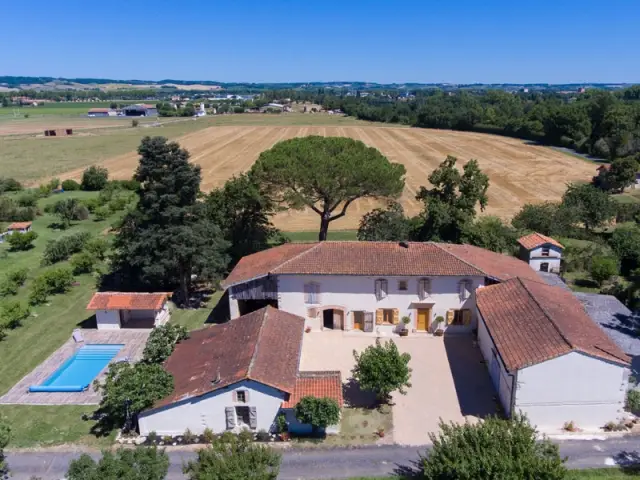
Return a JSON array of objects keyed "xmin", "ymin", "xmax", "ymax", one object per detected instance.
[
  {"xmin": 212, "ymin": 368, "xmax": 221, "ymax": 385},
  {"xmin": 399, "ymin": 241, "xmax": 409, "ymax": 249}
]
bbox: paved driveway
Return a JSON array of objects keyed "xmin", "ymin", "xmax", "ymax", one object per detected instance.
[{"xmin": 299, "ymin": 332, "xmax": 496, "ymax": 445}]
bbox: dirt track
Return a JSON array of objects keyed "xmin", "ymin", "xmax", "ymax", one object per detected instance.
[{"xmin": 56, "ymin": 125, "xmax": 596, "ymax": 231}]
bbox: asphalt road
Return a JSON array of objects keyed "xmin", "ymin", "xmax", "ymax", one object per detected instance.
[{"xmin": 5, "ymin": 437, "xmax": 640, "ymax": 479}]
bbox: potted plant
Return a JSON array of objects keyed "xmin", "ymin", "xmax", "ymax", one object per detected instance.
[
  {"xmin": 433, "ymin": 316, "xmax": 445, "ymax": 336},
  {"xmin": 399, "ymin": 316, "xmax": 411, "ymax": 336}
]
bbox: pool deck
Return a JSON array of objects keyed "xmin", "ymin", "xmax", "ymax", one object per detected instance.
[{"xmin": 0, "ymin": 329, "xmax": 150, "ymax": 405}]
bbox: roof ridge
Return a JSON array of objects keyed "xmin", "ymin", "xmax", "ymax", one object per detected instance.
[
  {"xmin": 247, "ymin": 308, "xmax": 269, "ymax": 379},
  {"xmin": 517, "ymin": 278, "xmax": 575, "ymax": 352},
  {"xmin": 431, "ymin": 242, "xmax": 486, "ymax": 277},
  {"xmin": 272, "ymin": 242, "xmax": 322, "ymax": 274}
]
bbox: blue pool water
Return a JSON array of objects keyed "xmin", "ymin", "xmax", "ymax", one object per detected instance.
[{"xmin": 29, "ymin": 344, "xmax": 124, "ymax": 393}]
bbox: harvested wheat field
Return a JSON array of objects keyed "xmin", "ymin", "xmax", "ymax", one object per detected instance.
[{"xmin": 57, "ymin": 125, "xmax": 595, "ymax": 231}]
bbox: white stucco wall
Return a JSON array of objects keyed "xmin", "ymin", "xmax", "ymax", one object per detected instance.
[
  {"xmin": 138, "ymin": 380, "xmax": 286, "ymax": 436},
  {"xmin": 521, "ymin": 245, "xmax": 562, "ymax": 272},
  {"xmin": 276, "ymin": 274, "xmax": 484, "ymax": 334},
  {"xmin": 476, "ymin": 313, "xmax": 514, "ymax": 416},
  {"xmin": 515, "ymin": 352, "xmax": 629, "ymax": 431},
  {"xmin": 96, "ymin": 310, "xmax": 120, "ymax": 330}
]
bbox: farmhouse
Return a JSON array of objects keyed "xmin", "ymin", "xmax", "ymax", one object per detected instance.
[
  {"xmin": 86, "ymin": 292, "xmax": 170, "ymax": 330},
  {"xmin": 517, "ymin": 232, "xmax": 563, "ymax": 273},
  {"xmin": 138, "ymin": 307, "xmax": 343, "ymax": 436},
  {"xmin": 222, "ymin": 239, "xmax": 632, "ymax": 431},
  {"xmin": 476, "ymin": 278, "xmax": 630, "ymax": 430},
  {"xmin": 6, "ymin": 221, "xmax": 32, "ymax": 234}
]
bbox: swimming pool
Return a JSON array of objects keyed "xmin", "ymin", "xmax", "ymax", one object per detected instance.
[{"xmin": 29, "ymin": 344, "xmax": 124, "ymax": 393}]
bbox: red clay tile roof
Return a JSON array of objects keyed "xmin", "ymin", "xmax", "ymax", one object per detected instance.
[
  {"xmin": 86, "ymin": 292, "xmax": 168, "ymax": 311},
  {"xmin": 434, "ymin": 243, "xmax": 541, "ymax": 282},
  {"xmin": 153, "ymin": 306, "xmax": 304, "ymax": 409},
  {"xmin": 517, "ymin": 232, "xmax": 564, "ymax": 250},
  {"xmin": 282, "ymin": 371, "xmax": 344, "ymax": 408},
  {"xmin": 476, "ymin": 278, "xmax": 630, "ymax": 372},
  {"xmin": 7, "ymin": 222, "xmax": 32, "ymax": 230},
  {"xmin": 223, "ymin": 242, "xmax": 486, "ymax": 287}
]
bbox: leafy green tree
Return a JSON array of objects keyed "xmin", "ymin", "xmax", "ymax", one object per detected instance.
[
  {"xmin": 601, "ymin": 105, "xmax": 635, "ymax": 159},
  {"xmin": 67, "ymin": 447, "xmax": 169, "ymax": 480},
  {"xmin": 463, "ymin": 216, "xmax": 517, "ymax": 253},
  {"xmin": 250, "ymin": 136, "xmax": 405, "ymax": 241},
  {"xmin": 70, "ymin": 251, "xmax": 96, "ymax": 274},
  {"xmin": 590, "ymin": 256, "xmax": 619, "ymax": 287},
  {"xmin": 0, "ymin": 416, "xmax": 10, "ymax": 474},
  {"xmin": 111, "ymin": 137, "xmax": 229, "ymax": 304},
  {"xmin": 142, "ymin": 324, "xmax": 188, "ymax": 364},
  {"xmin": 595, "ymin": 157, "xmax": 639, "ymax": 193},
  {"xmin": 42, "ymin": 231, "xmax": 91, "ymax": 265},
  {"xmin": 414, "ymin": 156, "xmax": 489, "ymax": 243},
  {"xmin": 545, "ymin": 104, "xmax": 592, "ymax": 145},
  {"xmin": 0, "ymin": 177, "xmax": 23, "ymax": 194},
  {"xmin": 608, "ymin": 224, "xmax": 640, "ymax": 275},
  {"xmin": 84, "ymin": 237, "xmax": 110, "ymax": 261},
  {"xmin": 61, "ymin": 179, "xmax": 81, "ymax": 191},
  {"xmin": 352, "ymin": 338, "xmax": 412, "ymax": 403},
  {"xmin": 511, "ymin": 202, "xmax": 575, "ymax": 237},
  {"xmin": 0, "ymin": 268, "xmax": 29, "ymax": 297},
  {"xmin": 53, "ymin": 198, "xmax": 89, "ymax": 228},
  {"xmin": 294, "ymin": 396, "xmax": 341, "ymax": 435},
  {"xmin": 94, "ymin": 362, "xmax": 173, "ymax": 429},
  {"xmin": 0, "ymin": 300, "xmax": 30, "ymax": 329},
  {"xmin": 357, "ymin": 202, "xmax": 410, "ymax": 241},
  {"xmin": 421, "ymin": 415, "xmax": 566, "ymax": 480},
  {"xmin": 28, "ymin": 266, "xmax": 74, "ymax": 305},
  {"xmin": 206, "ymin": 174, "xmax": 283, "ymax": 268},
  {"xmin": 562, "ymin": 182, "xmax": 614, "ymax": 232},
  {"xmin": 6, "ymin": 231, "xmax": 38, "ymax": 251},
  {"xmin": 183, "ymin": 435, "xmax": 281, "ymax": 480},
  {"xmin": 81, "ymin": 165, "xmax": 109, "ymax": 191}
]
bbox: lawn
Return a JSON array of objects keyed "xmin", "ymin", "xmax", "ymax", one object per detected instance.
[{"xmin": 284, "ymin": 230, "xmax": 358, "ymax": 242}]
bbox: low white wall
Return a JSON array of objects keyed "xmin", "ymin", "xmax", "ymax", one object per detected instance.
[
  {"xmin": 138, "ymin": 380, "xmax": 286, "ymax": 436},
  {"xmin": 96, "ymin": 310, "xmax": 120, "ymax": 330}
]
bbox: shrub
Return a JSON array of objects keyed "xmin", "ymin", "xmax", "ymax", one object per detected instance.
[
  {"xmin": 162, "ymin": 435, "xmax": 173, "ymax": 444},
  {"xmin": 70, "ymin": 251, "xmax": 96, "ymax": 274},
  {"xmin": 52, "ymin": 198, "xmax": 89, "ymax": 228},
  {"xmin": 82, "ymin": 197, "xmax": 102, "ymax": 213},
  {"xmin": 84, "ymin": 237, "xmax": 109, "ymax": 260},
  {"xmin": 107, "ymin": 179, "xmax": 140, "ymax": 191},
  {"xmin": 183, "ymin": 428, "xmax": 197, "ymax": 444},
  {"xmin": 420, "ymin": 415, "xmax": 566, "ymax": 480},
  {"xmin": 0, "ymin": 415, "xmax": 10, "ymax": 473},
  {"xmin": 294, "ymin": 396, "xmax": 341, "ymax": 435},
  {"xmin": 183, "ymin": 435, "xmax": 281, "ymax": 480},
  {"xmin": 16, "ymin": 192, "xmax": 38, "ymax": 208},
  {"xmin": 66, "ymin": 448, "xmax": 169, "ymax": 480},
  {"xmin": 81, "ymin": 165, "xmax": 109, "ymax": 191},
  {"xmin": 147, "ymin": 431, "xmax": 159, "ymax": 443},
  {"xmin": 42, "ymin": 231, "xmax": 91, "ymax": 265},
  {"xmin": 590, "ymin": 255, "xmax": 619, "ymax": 286},
  {"xmin": 0, "ymin": 268, "xmax": 29, "ymax": 297},
  {"xmin": 108, "ymin": 196, "xmax": 129, "ymax": 213},
  {"xmin": 0, "ymin": 177, "xmax": 22, "ymax": 194},
  {"xmin": 6, "ymin": 231, "xmax": 38, "ymax": 251},
  {"xmin": 142, "ymin": 324, "xmax": 188, "ymax": 364},
  {"xmin": 29, "ymin": 267, "xmax": 74, "ymax": 305},
  {"xmin": 275, "ymin": 413, "xmax": 288, "ymax": 434},
  {"xmin": 202, "ymin": 427, "xmax": 216, "ymax": 444},
  {"xmin": 93, "ymin": 205, "xmax": 110, "ymax": 221},
  {"xmin": 626, "ymin": 389, "xmax": 640, "ymax": 413},
  {"xmin": 61, "ymin": 179, "xmax": 81, "ymax": 191},
  {"xmin": 0, "ymin": 300, "xmax": 30, "ymax": 329},
  {"xmin": 352, "ymin": 338, "xmax": 412, "ymax": 402},
  {"xmin": 237, "ymin": 428, "xmax": 254, "ymax": 443},
  {"xmin": 0, "ymin": 326, "xmax": 6, "ymax": 342},
  {"xmin": 132, "ymin": 119, "xmax": 139, "ymax": 127},
  {"xmin": 256, "ymin": 430, "xmax": 271, "ymax": 442}
]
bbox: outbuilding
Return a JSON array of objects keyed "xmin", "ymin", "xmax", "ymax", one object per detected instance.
[
  {"xmin": 122, "ymin": 104, "xmax": 158, "ymax": 117},
  {"xmin": 6, "ymin": 222, "xmax": 32, "ymax": 234},
  {"xmin": 517, "ymin": 232, "xmax": 563, "ymax": 273},
  {"xmin": 476, "ymin": 277, "xmax": 630, "ymax": 432},
  {"xmin": 86, "ymin": 292, "xmax": 170, "ymax": 330}
]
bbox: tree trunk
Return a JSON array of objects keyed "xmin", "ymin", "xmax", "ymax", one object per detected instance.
[
  {"xmin": 179, "ymin": 268, "xmax": 189, "ymax": 307},
  {"xmin": 318, "ymin": 213, "xmax": 331, "ymax": 241}
]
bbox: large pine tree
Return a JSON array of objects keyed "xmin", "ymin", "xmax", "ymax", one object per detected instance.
[{"xmin": 111, "ymin": 136, "xmax": 228, "ymax": 304}]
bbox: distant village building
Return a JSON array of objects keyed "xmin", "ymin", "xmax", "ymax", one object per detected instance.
[
  {"xmin": 87, "ymin": 108, "xmax": 117, "ymax": 117},
  {"xmin": 122, "ymin": 104, "xmax": 158, "ymax": 117}
]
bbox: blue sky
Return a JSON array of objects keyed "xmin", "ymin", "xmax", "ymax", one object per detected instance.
[{"xmin": 3, "ymin": 0, "xmax": 638, "ymax": 84}]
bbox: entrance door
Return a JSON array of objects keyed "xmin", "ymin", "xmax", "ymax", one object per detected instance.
[
  {"xmin": 540, "ymin": 262, "xmax": 549, "ymax": 272},
  {"xmin": 333, "ymin": 310, "xmax": 344, "ymax": 330},
  {"xmin": 353, "ymin": 311, "xmax": 364, "ymax": 331},
  {"xmin": 417, "ymin": 308, "xmax": 430, "ymax": 331},
  {"xmin": 323, "ymin": 309, "xmax": 334, "ymax": 329}
]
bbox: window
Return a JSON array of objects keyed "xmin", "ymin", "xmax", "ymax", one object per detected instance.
[
  {"xmin": 236, "ymin": 390, "xmax": 246, "ymax": 403},
  {"xmin": 375, "ymin": 308, "xmax": 398, "ymax": 325},
  {"xmin": 540, "ymin": 262, "xmax": 549, "ymax": 272},
  {"xmin": 375, "ymin": 279, "xmax": 388, "ymax": 300},
  {"xmin": 235, "ymin": 406, "xmax": 251, "ymax": 427},
  {"xmin": 383, "ymin": 309, "xmax": 394, "ymax": 324},
  {"xmin": 542, "ymin": 247, "xmax": 550, "ymax": 257},
  {"xmin": 458, "ymin": 279, "xmax": 472, "ymax": 301},
  {"xmin": 398, "ymin": 280, "xmax": 408, "ymax": 291},
  {"xmin": 450, "ymin": 309, "xmax": 472, "ymax": 326},
  {"xmin": 418, "ymin": 278, "xmax": 431, "ymax": 300},
  {"xmin": 304, "ymin": 283, "xmax": 320, "ymax": 304}
]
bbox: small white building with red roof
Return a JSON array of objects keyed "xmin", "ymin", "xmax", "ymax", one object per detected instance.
[
  {"xmin": 86, "ymin": 292, "xmax": 170, "ymax": 330},
  {"xmin": 517, "ymin": 232, "xmax": 564, "ymax": 273}
]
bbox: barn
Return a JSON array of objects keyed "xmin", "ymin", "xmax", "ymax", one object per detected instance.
[
  {"xmin": 476, "ymin": 277, "xmax": 631, "ymax": 432},
  {"xmin": 122, "ymin": 104, "xmax": 158, "ymax": 117}
]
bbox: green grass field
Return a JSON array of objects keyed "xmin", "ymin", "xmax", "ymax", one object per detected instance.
[{"xmin": 0, "ymin": 101, "xmax": 143, "ymax": 117}]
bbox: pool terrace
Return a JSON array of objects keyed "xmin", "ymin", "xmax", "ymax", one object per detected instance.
[{"xmin": 0, "ymin": 329, "xmax": 150, "ymax": 405}]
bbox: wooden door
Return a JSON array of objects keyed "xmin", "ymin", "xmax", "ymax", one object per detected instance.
[
  {"xmin": 333, "ymin": 310, "xmax": 344, "ymax": 330},
  {"xmin": 417, "ymin": 308, "xmax": 430, "ymax": 331},
  {"xmin": 353, "ymin": 311, "xmax": 364, "ymax": 330}
]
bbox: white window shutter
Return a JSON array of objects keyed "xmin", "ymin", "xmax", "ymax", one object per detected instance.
[
  {"xmin": 381, "ymin": 280, "xmax": 388, "ymax": 298},
  {"xmin": 245, "ymin": 390, "xmax": 250, "ymax": 402},
  {"xmin": 225, "ymin": 407, "xmax": 236, "ymax": 429},
  {"xmin": 375, "ymin": 280, "xmax": 381, "ymax": 300},
  {"xmin": 249, "ymin": 407, "xmax": 257, "ymax": 429},
  {"xmin": 304, "ymin": 284, "xmax": 311, "ymax": 304}
]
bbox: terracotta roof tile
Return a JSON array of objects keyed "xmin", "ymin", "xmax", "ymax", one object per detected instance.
[
  {"xmin": 436, "ymin": 243, "xmax": 540, "ymax": 281},
  {"xmin": 153, "ymin": 307, "xmax": 304, "ymax": 409},
  {"xmin": 477, "ymin": 278, "xmax": 630, "ymax": 372},
  {"xmin": 517, "ymin": 232, "xmax": 564, "ymax": 250},
  {"xmin": 223, "ymin": 242, "xmax": 485, "ymax": 287},
  {"xmin": 7, "ymin": 222, "xmax": 32, "ymax": 230},
  {"xmin": 87, "ymin": 292, "xmax": 168, "ymax": 310},
  {"xmin": 282, "ymin": 371, "xmax": 344, "ymax": 408}
]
